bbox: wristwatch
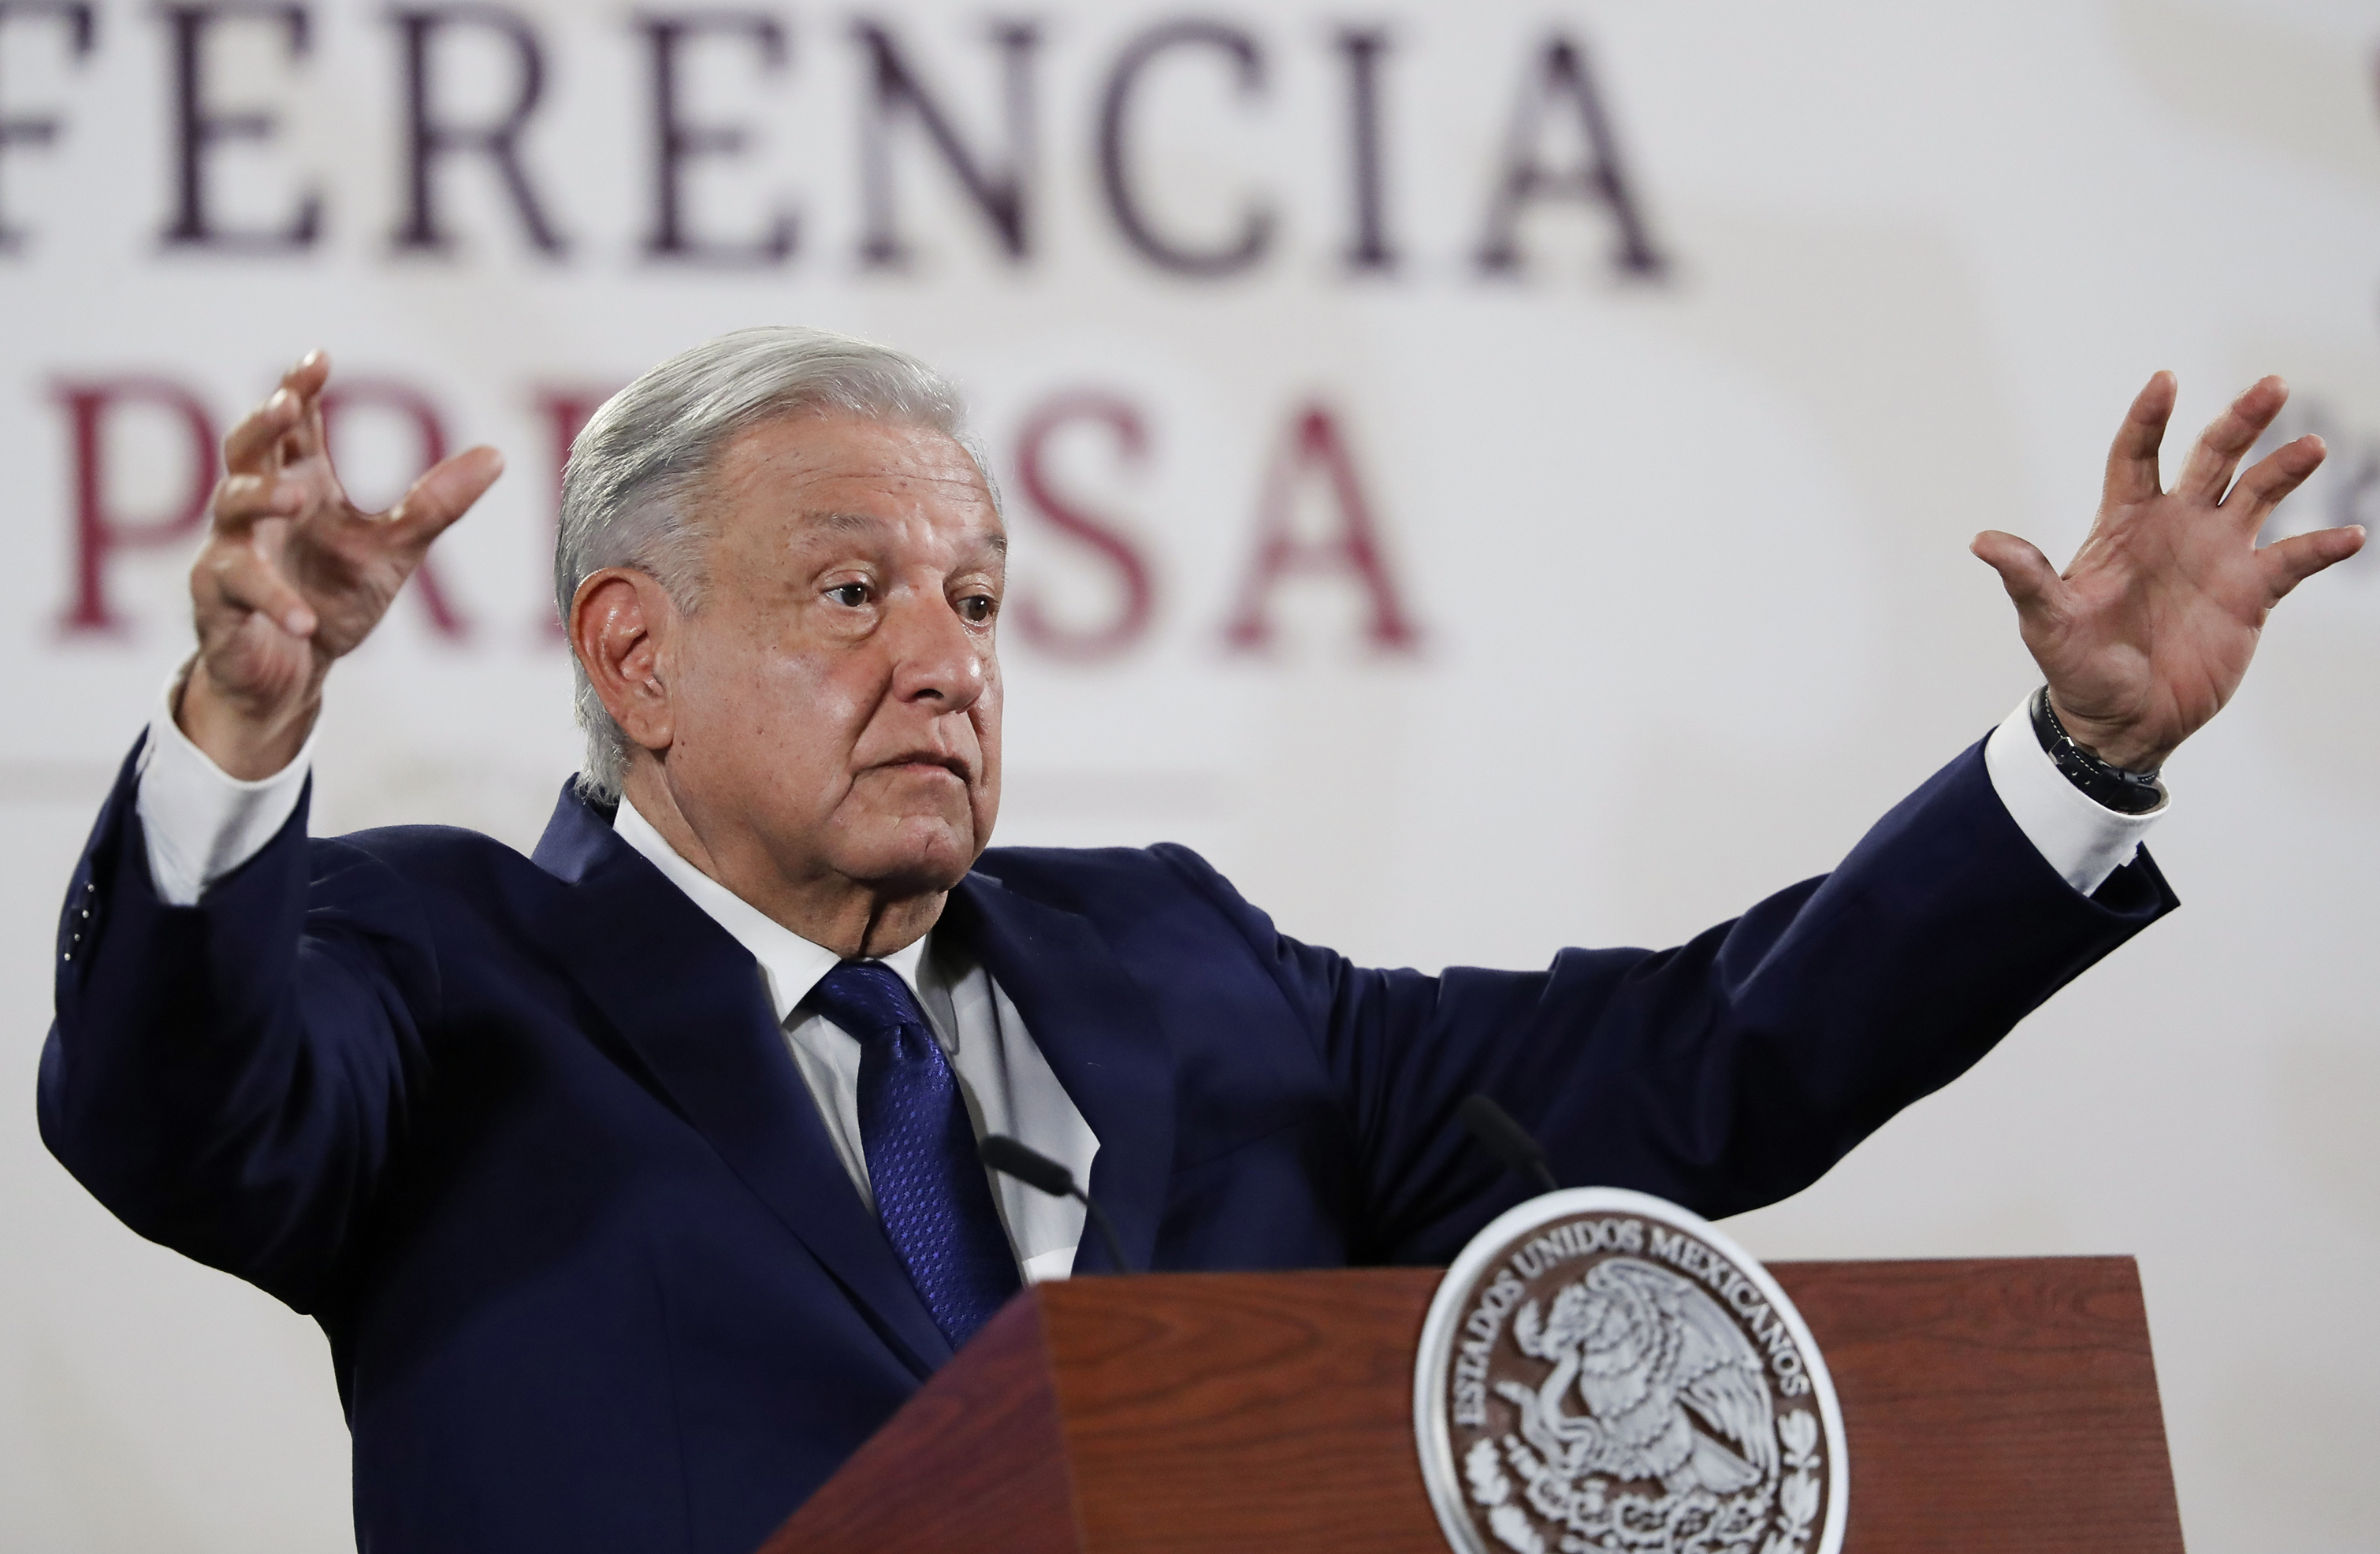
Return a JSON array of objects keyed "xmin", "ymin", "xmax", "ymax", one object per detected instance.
[{"xmin": 2029, "ymin": 686, "xmax": 2165, "ymax": 815}]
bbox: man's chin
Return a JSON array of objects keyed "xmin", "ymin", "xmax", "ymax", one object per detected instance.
[{"xmin": 836, "ymin": 823, "xmax": 980, "ymax": 897}]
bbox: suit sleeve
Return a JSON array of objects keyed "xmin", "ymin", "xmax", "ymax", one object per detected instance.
[
  {"xmin": 1156, "ymin": 738, "xmax": 2175, "ymax": 1264},
  {"xmin": 38, "ymin": 738, "xmax": 442, "ymax": 1312}
]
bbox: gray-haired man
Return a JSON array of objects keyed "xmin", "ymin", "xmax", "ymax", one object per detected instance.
[{"xmin": 43, "ymin": 326, "xmax": 2355, "ymax": 1552}]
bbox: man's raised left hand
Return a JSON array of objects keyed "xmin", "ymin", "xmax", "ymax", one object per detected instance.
[{"xmin": 1973, "ymin": 372, "xmax": 2363, "ymax": 772}]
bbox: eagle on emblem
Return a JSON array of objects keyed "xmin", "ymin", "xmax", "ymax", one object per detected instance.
[{"xmin": 1499, "ymin": 1257, "xmax": 1777, "ymax": 1495}]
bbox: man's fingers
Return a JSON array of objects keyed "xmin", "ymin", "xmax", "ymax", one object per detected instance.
[
  {"xmin": 2176, "ymin": 374, "xmax": 2288, "ymax": 503},
  {"xmin": 2226, "ymin": 433, "xmax": 2328, "ymax": 530},
  {"xmin": 221, "ymin": 387, "xmax": 305, "ymax": 475},
  {"xmin": 209, "ymin": 472, "xmax": 303, "ymax": 534},
  {"xmin": 280, "ymin": 349, "xmax": 329, "ymax": 398},
  {"xmin": 203, "ymin": 544, "xmax": 317, "ymax": 638},
  {"xmin": 219, "ymin": 351, "xmax": 332, "ymax": 474},
  {"xmin": 2103, "ymin": 370, "xmax": 2175, "ymax": 507},
  {"xmin": 1971, "ymin": 530, "xmax": 2069, "ymax": 616},
  {"xmin": 278, "ymin": 352, "xmax": 333, "ymax": 466},
  {"xmin": 2262, "ymin": 524, "xmax": 2367, "ymax": 601},
  {"xmin": 385, "ymin": 445, "xmax": 504, "ymax": 550}
]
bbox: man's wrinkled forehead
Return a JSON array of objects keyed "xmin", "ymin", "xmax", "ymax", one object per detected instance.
[{"xmin": 713, "ymin": 411, "xmax": 1001, "ymax": 542}]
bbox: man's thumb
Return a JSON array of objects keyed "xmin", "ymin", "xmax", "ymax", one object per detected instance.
[
  {"xmin": 391, "ymin": 445, "xmax": 505, "ymax": 547},
  {"xmin": 1970, "ymin": 530, "xmax": 2062, "ymax": 612}
]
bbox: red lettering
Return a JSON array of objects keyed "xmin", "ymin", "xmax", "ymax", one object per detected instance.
[
  {"xmin": 1012, "ymin": 392, "xmax": 1155, "ymax": 660},
  {"xmin": 54, "ymin": 377, "xmax": 218, "ymax": 635},
  {"xmin": 319, "ymin": 379, "xmax": 470, "ymax": 639},
  {"xmin": 1223, "ymin": 403, "xmax": 1420, "ymax": 652}
]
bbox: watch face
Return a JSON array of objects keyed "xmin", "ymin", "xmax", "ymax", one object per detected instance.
[{"xmin": 1414, "ymin": 1188, "xmax": 1847, "ymax": 1554}]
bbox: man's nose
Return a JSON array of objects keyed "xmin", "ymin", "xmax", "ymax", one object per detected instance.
[{"xmin": 884, "ymin": 590, "xmax": 987, "ymax": 711}]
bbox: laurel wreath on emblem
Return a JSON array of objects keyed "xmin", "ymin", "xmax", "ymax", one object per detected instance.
[{"xmin": 1458, "ymin": 1258, "xmax": 1826, "ymax": 1554}]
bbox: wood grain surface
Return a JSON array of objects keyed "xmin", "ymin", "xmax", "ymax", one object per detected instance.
[
  {"xmin": 757, "ymin": 1294, "xmax": 1080, "ymax": 1554},
  {"xmin": 1043, "ymin": 1270, "xmax": 1445, "ymax": 1553},
  {"xmin": 757, "ymin": 1256, "xmax": 2184, "ymax": 1553},
  {"xmin": 1772, "ymin": 1256, "xmax": 2185, "ymax": 1554}
]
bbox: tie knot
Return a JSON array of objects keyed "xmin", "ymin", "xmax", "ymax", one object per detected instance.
[{"xmin": 806, "ymin": 960, "xmax": 928, "ymax": 1047}]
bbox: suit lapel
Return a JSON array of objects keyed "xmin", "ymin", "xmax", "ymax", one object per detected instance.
[
  {"xmin": 945, "ymin": 872, "xmax": 1177, "ymax": 1275},
  {"xmin": 530, "ymin": 786, "xmax": 954, "ymax": 1377}
]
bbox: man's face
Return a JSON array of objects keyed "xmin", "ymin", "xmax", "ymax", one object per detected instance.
[{"xmin": 658, "ymin": 411, "xmax": 1004, "ymax": 901}]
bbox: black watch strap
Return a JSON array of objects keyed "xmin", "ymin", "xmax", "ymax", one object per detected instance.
[{"xmin": 2029, "ymin": 686, "xmax": 2165, "ymax": 816}]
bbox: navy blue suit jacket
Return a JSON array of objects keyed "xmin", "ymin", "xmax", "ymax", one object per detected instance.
[{"xmin": 40, "ymin": 736, "xmax": 2173, "ymax": 1554}]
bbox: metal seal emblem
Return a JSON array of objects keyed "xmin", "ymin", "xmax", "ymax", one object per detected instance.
[{"xmin": 1415, "ymin": 1188, "xmax": 1848, "ymax": 1554}]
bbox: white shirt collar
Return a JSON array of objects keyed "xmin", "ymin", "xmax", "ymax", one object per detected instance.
[{"xmin": 612, "ymin": 794, "xmax": 928, "ymax": 1025}]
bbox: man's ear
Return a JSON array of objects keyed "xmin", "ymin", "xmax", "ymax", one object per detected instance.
[{"xmin": 571, "ymin": 569, "xmax": 679, "ymax": 756}]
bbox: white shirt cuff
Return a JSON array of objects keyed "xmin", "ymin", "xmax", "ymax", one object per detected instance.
[
  {"xmin": 132, "ymin": 669, "xmax": 315, "ymax": 906},
  {"xmin": 1982, "ymin": 697, "xmax": 2164, "ymax": 898}
]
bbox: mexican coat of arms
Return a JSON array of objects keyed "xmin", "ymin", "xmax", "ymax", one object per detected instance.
[{"xmin": 1414, "ymin": 1188, "xmax": 1847, "ymax": 1554}]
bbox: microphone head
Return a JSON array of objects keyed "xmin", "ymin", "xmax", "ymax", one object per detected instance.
[
  {"xmin": 1458, "ymin": 1093, "xmax": 1556, "ymax": 1188},
  {"xmin": 979, "ymin": 1133, "xmax": 1076, "ymax": 1198}
]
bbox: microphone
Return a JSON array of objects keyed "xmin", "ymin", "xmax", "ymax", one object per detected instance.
[
  {"xmin": 1459, "ymin": 1093, "xmax": 1560, "ymax": 1195},
  {"xmin": 979, "ymin": 1134, "xmax": 1136, "ymax": 1275}
]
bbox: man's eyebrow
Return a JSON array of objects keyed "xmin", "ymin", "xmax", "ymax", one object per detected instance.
[
  {"xmin": 952, "ymin": 533, "xmax": 1009, "ymax": 574},
  {"xmin": 806, "ymin": 510, "xmax": 886, "ymax": 535}
]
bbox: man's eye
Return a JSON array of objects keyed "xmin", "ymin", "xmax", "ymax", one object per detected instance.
[
  {"xmin": 958, "ymin": 594, "xmax": 997, "ymax": 623},
  {"xmin": 825, "ymin": 583, "xmax": 869, "ymax": 608}
]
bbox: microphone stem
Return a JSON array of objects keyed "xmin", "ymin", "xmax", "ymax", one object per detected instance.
[{"xmin": 1075, "ymin": 1190, "xmax": 1132, "ymax": 1275}]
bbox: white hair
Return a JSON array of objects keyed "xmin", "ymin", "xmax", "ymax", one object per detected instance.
[{"xmin": 556, "ymin": 325, "xmax": 989, "ymax": 803}]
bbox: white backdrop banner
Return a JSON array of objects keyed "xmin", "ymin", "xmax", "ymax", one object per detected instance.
[{"xmin": 3, "ymin": 2, "xmax": 2377, "ymax": 1549}]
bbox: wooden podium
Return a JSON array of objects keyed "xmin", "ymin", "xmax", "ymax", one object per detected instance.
[{"xmin": 761, "ymin": 1257, "xmax": 2185, "ymax": 1554}]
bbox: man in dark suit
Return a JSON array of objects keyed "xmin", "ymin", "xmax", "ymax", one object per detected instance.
[{"xmin": 39, "ymin": 327, "xmax": 2358, "ymax": 1554}]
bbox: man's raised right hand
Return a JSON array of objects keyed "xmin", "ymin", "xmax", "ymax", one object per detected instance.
[{"xmin": 178, "ymin": 351, "xmax": 504, "ymax": 779}]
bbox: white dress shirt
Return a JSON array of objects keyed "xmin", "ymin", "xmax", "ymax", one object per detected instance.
[{"xmin": 128, "ymin": 682, "xmax": 2162, "ymax": 1281}]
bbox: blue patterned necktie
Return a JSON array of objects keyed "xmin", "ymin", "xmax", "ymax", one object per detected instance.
[{"xmin": 805, "ymin": 960, "xmax": 1021, "ymax": 1347}]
